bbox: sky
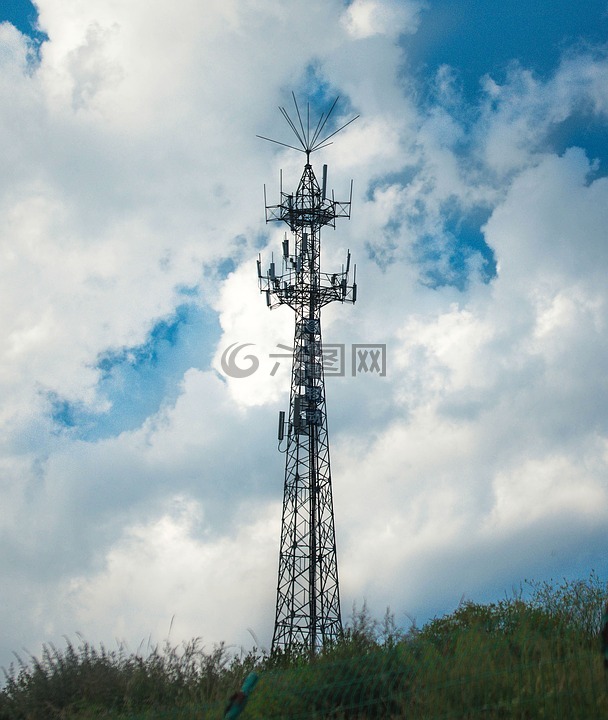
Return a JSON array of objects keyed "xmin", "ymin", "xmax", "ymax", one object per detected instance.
[{"xmin": 1, "ymin": 0, "xmax": 608, "ymax": 669}]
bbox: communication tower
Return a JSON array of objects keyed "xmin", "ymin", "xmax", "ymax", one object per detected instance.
[{"xmin": 257, "ymin": 96, "xmax": 358, "ymax": 654}]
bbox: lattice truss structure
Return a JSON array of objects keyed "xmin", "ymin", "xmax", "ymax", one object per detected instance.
[{"xmin": 257, "ymin": 97, "xmax": 358, "ymax": 654}]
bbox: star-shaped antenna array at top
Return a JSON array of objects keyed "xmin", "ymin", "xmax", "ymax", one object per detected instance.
[{"xmin": 257, "ymin": 93, "xmax": 359, "ymax": 162}]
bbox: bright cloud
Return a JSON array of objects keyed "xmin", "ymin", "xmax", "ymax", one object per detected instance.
[{"xmin": 341, "ymin": 0, "xmax": 425, "ymax": 39}]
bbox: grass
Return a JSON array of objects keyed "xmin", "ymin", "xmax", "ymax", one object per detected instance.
[{"xmin": 1, "ymin": 573, "xmax": 607, "ymax": 719}]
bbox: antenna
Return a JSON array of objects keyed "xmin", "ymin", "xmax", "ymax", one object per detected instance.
[
  {"xmin": 257, "ymin": 97, "xmax": 358, "ymax": 656},
  {"xmin": 257, "ymin": 93, "xmax": 359, "ymax": 163}
]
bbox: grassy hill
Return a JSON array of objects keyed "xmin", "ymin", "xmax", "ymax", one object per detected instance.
[{"xmin": 1, "ymin": 574, "xmax": 607, "ymax": 719}]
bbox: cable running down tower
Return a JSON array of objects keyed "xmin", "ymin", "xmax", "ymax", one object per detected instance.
[{"xmin": 257, "ymin": 96, "xmax": 358, "ymax": 654}]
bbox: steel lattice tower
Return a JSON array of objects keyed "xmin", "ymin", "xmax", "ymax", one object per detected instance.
[{"xmin": 257, "ymin": 97, "xmax": 358, "ymax": 654}]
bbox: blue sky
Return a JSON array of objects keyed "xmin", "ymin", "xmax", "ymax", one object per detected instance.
[
  {"xmin": 404, "ymin": 0, "xmax": 608, "ymax": 195},
  {"xmin": 1, "ymin": 0, "xmax": 608, "ymax": 669},
  {"xmin": 50, "ymin": 302, "xmax": 220, "ymax": 440},
  {"xmin": 0, "ymin": 0, "xmax": 46, "ymax": 45},
  {"xmin": 409, "ymin": 0, "xmax": 608, "ymax": 84}
]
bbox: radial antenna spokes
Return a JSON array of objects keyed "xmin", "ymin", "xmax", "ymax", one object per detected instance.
[{"xmin": 257, "ymin": 92, "xmax": 359, "ymax": 162}]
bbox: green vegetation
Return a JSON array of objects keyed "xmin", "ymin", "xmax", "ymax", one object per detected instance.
[{"xmin": 2, "ymin": 574, "xmax": 607, "ymax": 719}]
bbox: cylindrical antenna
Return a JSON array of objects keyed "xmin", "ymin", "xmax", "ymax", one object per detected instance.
[
  {"xmin": 293, "ymin": 396, "xmax": 301, "ymax": 429},
  {"xmin": 322, "ymin": 164, "xmax": 328, "ymax": 201},
  {"xmin": 278, "ymin": 411, "xmax": 285, "ymax": 441},
  {"xmin": 288, "ymin": 194, "xmax": 295, "ymax": 230}
]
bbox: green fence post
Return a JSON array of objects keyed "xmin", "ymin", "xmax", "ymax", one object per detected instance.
[
  {"xmin": 600, "ymin": 601, "xmax": 608, "ymax": 670},
  {"xmin": 223, "ymin": 672, "xmax": 259, "ymax": 719}
]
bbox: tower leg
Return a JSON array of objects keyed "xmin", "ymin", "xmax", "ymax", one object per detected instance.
[{"xmin": 272, "ymin": 315, "xmax": 342, "ymax": 654}]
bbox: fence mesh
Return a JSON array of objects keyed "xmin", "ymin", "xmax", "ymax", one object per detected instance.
[{"xmin": 96, "ymin": 635, "xmax": 607, "ymax": 720}]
